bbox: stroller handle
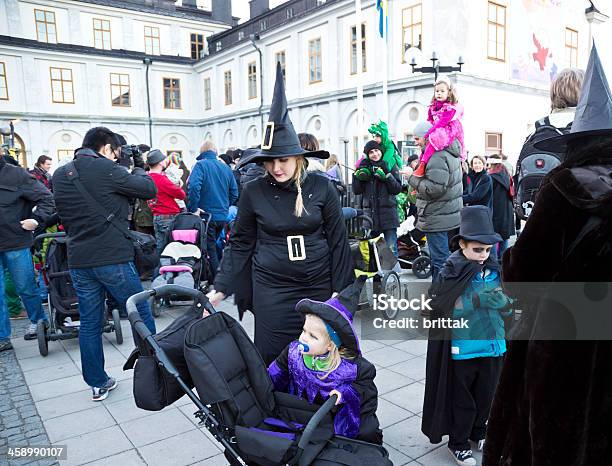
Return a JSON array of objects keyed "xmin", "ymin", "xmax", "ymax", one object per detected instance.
[
  {"xmin": 297, "ymin": 394, "xmax": 338, "ymax": 452},
  {"xmin": 33, "ymin": 232, "xmax": 66, "ymax": 248}
]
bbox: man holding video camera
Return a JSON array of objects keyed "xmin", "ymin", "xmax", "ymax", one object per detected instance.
[{"xmin": 53, "ymin": 127, "xmax": 157, "ymax": 401}]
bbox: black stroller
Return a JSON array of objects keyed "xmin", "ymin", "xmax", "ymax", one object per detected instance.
[
  {"xmin": 125, "ymin": 286, "xmax": 392, "ymax": 466},
  {"xmin": 150, "ymin": 212, "xmax": 212, "ymax": 317},
  {"xmin": 34, "ymin": 232, "xmax": 123, "ymax": 356},
  {"xmin": 397, "ymin": 229, "xmax": 431, "ymax": 279}
]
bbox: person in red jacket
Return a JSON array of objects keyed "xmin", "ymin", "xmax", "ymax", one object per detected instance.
[{"xmin": 146, "ymin": 149, "xmax": 186, "ymax": 256}]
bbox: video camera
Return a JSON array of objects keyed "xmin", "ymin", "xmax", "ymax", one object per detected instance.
[{"xmin": 117, "ymin": 143, "xmax": 150, "ymax": 169}]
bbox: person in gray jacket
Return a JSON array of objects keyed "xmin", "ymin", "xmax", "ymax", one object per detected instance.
[{"xmin": 404, "ymin": 121, "xmax": 463, "ymax": 281}]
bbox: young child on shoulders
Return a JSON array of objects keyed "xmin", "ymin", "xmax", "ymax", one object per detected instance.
[
  {"xmin": 422, "ymin": 205, "xmax": 512, "ymax": 466},
  {"xmin": 164, "ymin": 152, "xmax": 186, "ymax": 211},
  {"xmin": 267, "ymin": 278, "xmax": 383, "ymax": 445},
  {"xmin": 413, "ymin": 77, "xmax": 466, "ymax": 177}
]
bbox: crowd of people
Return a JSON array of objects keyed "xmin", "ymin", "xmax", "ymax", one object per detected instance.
[{"xmin": 1, "ymin": 46, "xmax": 611, "ymax": 466}]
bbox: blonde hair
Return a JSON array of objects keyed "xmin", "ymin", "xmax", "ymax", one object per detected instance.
[
  {"xmin": 432, "ymin": 77, "xmax": 458, "ymax": 104},
  {"xmin": 305, "ymin": 314, "xmax": 355, "ymax": 380},
  {"xmin": 199, "ymin": 140, "xmax": 217, "ymax": 154},
  {"xmin": 325, "ymin": 154, "xmax": 338, "ymax": 171},
  {"xmin": 550, "ymin": 68, "xmax": 585, "ymax": 110},
  {"xmin": 292, "ymin": 156, "xmax": 308, "ymax": 217}
]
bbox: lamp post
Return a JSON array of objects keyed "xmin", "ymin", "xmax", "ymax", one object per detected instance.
[
  {"xmin": 407, "ymin": 48, "xmax": 464, "ymax": 82},
  {"xmin": 249, "ymin": 33, "xmax": 264, "ymax": 134}
]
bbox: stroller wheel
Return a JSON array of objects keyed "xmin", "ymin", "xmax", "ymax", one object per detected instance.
[
  {"xmin": 412, "ymin": 256, "xmax": 432, "ymax": 279},
  {"xmin": 381, "ymin": 272, "xmax": 401, "ymax": 319},
  {"xmin": 112, "ymin": 308, "xmax": 123, "ymax": 345},
  {"xmin": 151, "ymin": 297, "xmax": 161, "ymax": 318},
  {"xmin": 37, "ymin": 320, "xmax": 48, "ymax": 357}
]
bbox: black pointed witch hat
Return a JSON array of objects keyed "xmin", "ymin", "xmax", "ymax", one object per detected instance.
[
  {"xmin": 536, "ymin": 43, "xmax": 612, "ymax": 152},
  {"xmin": 237, "ymin": 62, "xmax": 329, "ymax": 167},
  {"xmin": 295, "ymin": 276, "xmax": 366, "ymax": 354}
]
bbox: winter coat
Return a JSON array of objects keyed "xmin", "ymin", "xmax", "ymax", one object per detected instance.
[
  {"xmin": 352, "ymin": 158, "xmax": 402, "ymax": 231},
  {"xmin": 489, "ymin": 168, "xmax": 515, "ymax": 240},
  {"xmin": 187, "ymin": 150, "xmax": 238, "ymax": 221},
  {"xmin": 483, "ymin": 152, "xmax": 612, "ymax": 466},
  {"xmin": 0, "ymin": 160, "xmax": 55, "ymax": 253},
  {"xmin": 237, "ymin": 162, "xmax": 266, "ymax": 196},
  {"xmin": 451, "ymin": 268, "xmax": 510, "ymax": 360},
  {"xmin": 407, "ymin": 139, "xmax": 463, "ymax": 233},
  {"xmin": 422, "ymin": 250, "xmax": 500, "ymax": 444},
  {"xmin": 214, "ymin": 172, "xmax": 354, "ymax": 365},
  {"xmin": 463, "ymin": 170, "xmax": 492, "ymax": 208},
  {"xmin": 52, "ymin": 148, "xmax": 157, "ymax": 268},
  {"xmin": 268, "ymin": 341, "xmax": 382, "ymax": 445},
  {"xmin": 29, "ymin": 166, "xmax": 52, "ymax": 191}
]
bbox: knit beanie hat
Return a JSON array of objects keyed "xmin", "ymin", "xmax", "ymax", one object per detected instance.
[{"xmin": 363, "ymin": 140, "xmax": 381, "ymax": 156}]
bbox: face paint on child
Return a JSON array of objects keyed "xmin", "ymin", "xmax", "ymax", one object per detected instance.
[
  {"xmin": 460, "ymin": 240, "xmax": 493, "ymax": 264},
  {"xmin": 298, "ymin": 314, "xmax": 333, "ymax": 356}
]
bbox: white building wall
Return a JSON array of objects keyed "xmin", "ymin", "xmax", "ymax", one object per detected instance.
[{"xmin": 1, "ymin": 0, "xmax": 609, "ymax": 169}]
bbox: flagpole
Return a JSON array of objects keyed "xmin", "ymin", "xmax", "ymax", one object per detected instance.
[
  {"xmin": 355, "ymin": 0, "xmax": 364, "ymax": 167},
  {"xmin": 381, "ymin": 0, "xmax": 389, "ymax": 123}
]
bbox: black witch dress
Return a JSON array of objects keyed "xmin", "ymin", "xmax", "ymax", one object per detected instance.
[{"xmin": 214, "ymin": 172, "xmax": 354, "ymax": 365}]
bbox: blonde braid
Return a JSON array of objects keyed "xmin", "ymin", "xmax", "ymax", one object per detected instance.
[{"xmin": 293, "ymin": 156, "xmax": 308, "ymax": 217}]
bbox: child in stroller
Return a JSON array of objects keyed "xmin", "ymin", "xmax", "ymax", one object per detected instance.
[
  {"xmin": 268, "ymin": 277, "xmax": 382, "ymax": 444},
  {"xmin": 150, "ymin": 212, "xmax": 211, "ymax": 316}
]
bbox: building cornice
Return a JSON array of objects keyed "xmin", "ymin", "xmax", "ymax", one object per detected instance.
[{"xmin": 0, "ymin": 35, "xmax": 194, "ymax": 65}]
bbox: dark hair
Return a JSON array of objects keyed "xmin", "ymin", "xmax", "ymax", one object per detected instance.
[
  {"xmin": 298, "ymin": 133, "xmax": 319, "ymax": 151},
  {"xmin": 114, "ymin": 133, "xmax": 127, "ymax": 146},
  {"xmin": 82, "ymin": 127, "xmax": 119, "ymax": 152},
  {"xmin": 36, "ymin": 155, "xmax": 52, "ymax": 167}
]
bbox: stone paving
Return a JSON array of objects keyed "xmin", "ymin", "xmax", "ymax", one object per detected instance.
[{"xmin": 2, "ymin": 273, "xmax": 483, "ymax": 466}]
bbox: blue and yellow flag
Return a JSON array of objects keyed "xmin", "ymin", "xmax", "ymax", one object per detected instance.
[{"xmin": 376, "ymin": 0, "xmax": 388, "ymax": 38}]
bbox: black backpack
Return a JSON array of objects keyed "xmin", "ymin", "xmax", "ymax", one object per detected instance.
[{"xmin": 514, "ymin": 116, "xmax": 571, "ymax": 220}]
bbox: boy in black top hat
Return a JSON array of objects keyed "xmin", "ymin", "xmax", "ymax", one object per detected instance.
[{"xmin": 422, "ymin": 205, "xmax": 513, "ymax": 466}]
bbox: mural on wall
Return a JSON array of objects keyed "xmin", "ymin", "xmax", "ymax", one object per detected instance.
[{"xmin": 511, "ymin": 0, "xmax": 563, "ymax": 83}]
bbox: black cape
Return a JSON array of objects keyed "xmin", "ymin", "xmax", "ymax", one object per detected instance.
[{"xmin": 421, "ymin": 251, "xmax": 500, "ymax": 444}]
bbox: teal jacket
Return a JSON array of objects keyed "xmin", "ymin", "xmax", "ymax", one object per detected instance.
[{"xmin": 450, "ymin": 269, "xmax": 511, "ymax": 360}]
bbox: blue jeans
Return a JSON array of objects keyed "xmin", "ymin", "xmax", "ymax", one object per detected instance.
[
  {"xmin": 70, "ymin": 262, "xmax": 156, "ymax": 387},
  {"xmin": 153, "ymin": 216, "xmax": 176, "ymax": 257},
  {"xmin": 427, "ymin": 231, "xmax": 451, "ymax": 282},
  {"xmin": 0, "ymin": 248, "xmax": 48, "ymax": 342},
  {"xmin": 373, "ymin": 229, "xmax": 398, "ymax": 257}
]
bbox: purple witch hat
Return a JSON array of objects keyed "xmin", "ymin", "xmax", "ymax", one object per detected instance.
[{"xmin": 295, "ymin": 277, "xmax": 366, "ymax": 354}]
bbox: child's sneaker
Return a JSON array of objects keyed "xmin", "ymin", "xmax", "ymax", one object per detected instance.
[
  {"xmin": 448, "ymin": 447, "xmax": 477, "ymax": 466},
  {"xmin": 92, "ymin": 377, "xmax": 118, "ymax": 401},
  {"xmin": 412, "ymin": 163, "xmax": 426, "ymax": 177}
]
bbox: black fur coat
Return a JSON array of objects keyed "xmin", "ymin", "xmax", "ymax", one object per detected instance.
[{"xmin": 483, "ymin": 152, "xmax": 612, "ymax": 466}]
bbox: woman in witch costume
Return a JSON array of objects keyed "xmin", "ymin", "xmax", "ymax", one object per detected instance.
[
  {"xmin": 268, "ymin": 277, "xmax": 383, "ymax": 445},
  {"xmin": 208, "ymin": 63, "xmax": 353, "ymax": 366},
  {"xmin": 483, "ymin": 45, "xmax": 612, "ymax": 466}
]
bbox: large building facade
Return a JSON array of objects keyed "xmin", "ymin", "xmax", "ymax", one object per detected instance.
[{"xmin": 0, "ymin": 0, "xmax": 608, "ymax": 168}]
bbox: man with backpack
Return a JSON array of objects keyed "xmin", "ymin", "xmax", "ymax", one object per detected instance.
[{"xmin": 514, "ymin": 68, "xmax": 584, "ymax": 224}]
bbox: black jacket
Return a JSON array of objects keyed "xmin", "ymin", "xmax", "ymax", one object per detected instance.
[
  {"xmin": 0, "ymin": 160, "xmax": 55, "ymax": 253},
  {"xmin": 490, "ymin": 169, "xmax": 515, "ymax": 240},
  {"xmin": 463, "ymin": 170, "xmax": 492, "ymax": 208},
  {"xmin": 52, "ymin": 148, "xmax": 157, "ymax": 268},
  {"xmin": 352, "ymin": 159, "xmax": 402, "ymax": 231}
]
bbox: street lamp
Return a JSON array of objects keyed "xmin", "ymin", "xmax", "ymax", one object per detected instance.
[
  {"xmin": 407, "ymin": 48, "xmax": 464, "ymax": 82},
  {"xmin": 249, "ymin": 33, "xmax": 264, "ymax": 134}
]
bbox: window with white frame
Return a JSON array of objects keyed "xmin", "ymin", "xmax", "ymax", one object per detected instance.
[{"xmin": 308, "ymin": 38, "xmax": 322, "ymax": 83}]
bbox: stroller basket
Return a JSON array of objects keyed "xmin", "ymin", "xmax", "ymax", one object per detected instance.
[{"xmin": 126, "ymin": 286, "xmax": 391, "ymax": 466}]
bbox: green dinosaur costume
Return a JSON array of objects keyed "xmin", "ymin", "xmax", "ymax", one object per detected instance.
[{"xmin": 368, "ymin": 120, "xmax": 403, "ymax": 170}]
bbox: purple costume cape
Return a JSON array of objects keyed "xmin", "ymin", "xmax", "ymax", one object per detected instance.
[{"xmin": 268, "ymin": 341, "xmax": 361, "ymax": 438}]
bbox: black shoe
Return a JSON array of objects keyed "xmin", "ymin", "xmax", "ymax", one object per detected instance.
[
  {"xmin": 0, "ymin": 340, "xmax": 13, "ymax": 352},
  {"xmin": 448, "ymin": 447, "xmax": 476, "ymax": 466}
]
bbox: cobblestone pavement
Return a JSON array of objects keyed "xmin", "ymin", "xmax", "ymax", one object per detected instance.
[
  {"xmin": 3, "ymin": 272, "xmax": 481, "ymax": 465},
  {"xmin": 1, "ymin": 318, "xmax": 58, "ymax": 466}
]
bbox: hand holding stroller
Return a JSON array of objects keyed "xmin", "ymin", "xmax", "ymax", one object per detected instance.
[{"xmin": 125, "ymin": 285, "xmax": 392, "ymax": 465}]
